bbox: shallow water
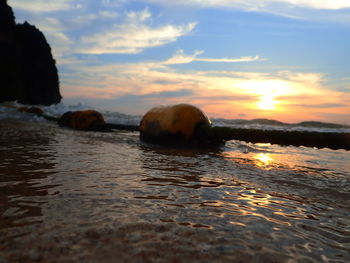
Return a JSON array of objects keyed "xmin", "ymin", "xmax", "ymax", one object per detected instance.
[{"xmin": 0, "ymin": 118, "xmax": 350, "ymax": 262}]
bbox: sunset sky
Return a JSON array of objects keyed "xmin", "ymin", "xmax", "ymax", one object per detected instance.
[{"xmin": 9, "ymin": 0, "xmax": 350, "ymax": 124}]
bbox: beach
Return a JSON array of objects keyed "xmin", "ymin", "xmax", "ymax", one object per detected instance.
[{"xmin": 0, "ymin": 107, "xmax": 350, "ymax": 262}]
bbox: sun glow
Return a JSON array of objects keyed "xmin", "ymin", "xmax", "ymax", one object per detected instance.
[
  {"xmin": 240, "ymin": 79, "xmax": 295, "ymax": 111},
  {"xmin": 256, "ymin": 95, "xmax": 277, "ymax": 110}
]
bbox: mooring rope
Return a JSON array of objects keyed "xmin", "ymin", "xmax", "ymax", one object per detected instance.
[{"xmin": 199, "ymin": 125, "xmax": 350, "ymax": 150}]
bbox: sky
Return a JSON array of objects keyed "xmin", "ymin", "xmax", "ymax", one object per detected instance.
[{"xmin": 9, "ymin": 0, "xmax": 350, "ymax": 124}]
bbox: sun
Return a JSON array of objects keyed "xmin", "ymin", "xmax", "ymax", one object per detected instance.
[
  {"xmin": 256, "ymin": 95, "xmax": 277, "ymax": 110},
  {"xmin": 240, "ymin": 79, "xmax": 293, "ymax": 111}
]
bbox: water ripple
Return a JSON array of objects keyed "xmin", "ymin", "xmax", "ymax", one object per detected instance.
[{"xmin": 1, "ymin": 120, "xmax": 349, "ymax": 262}]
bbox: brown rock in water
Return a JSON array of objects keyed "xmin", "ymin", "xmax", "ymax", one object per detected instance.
[
  {"xmin": 18, "ymin": 106, "xmax": 44, "ymax": 115},
  {"xmin": 58, "ymin": 110, "xmax": 106, "ymax": 130},
  {"xmin": 0, "ymin": 0, "xmax": 61, "ymax": 105}
]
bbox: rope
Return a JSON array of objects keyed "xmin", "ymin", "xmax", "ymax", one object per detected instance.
[
  {"xmin": 98, "ymin": 123, "xmax": 140, "ymax": 132},
  {"xmin": 199, "ymin": 126, "xmax": 350, "ymax": 150}
]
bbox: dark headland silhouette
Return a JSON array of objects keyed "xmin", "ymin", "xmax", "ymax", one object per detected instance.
[{"xmin": 0, "ymin": 0, "xmax": 61, "ymax": 105}]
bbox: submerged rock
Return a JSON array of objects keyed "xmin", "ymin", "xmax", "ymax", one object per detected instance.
[{"xmin": 0, "ymin": 0, "xmax": 61, "ymax": 105}]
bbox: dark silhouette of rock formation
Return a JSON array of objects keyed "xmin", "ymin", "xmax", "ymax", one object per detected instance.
[
  {"xmin": 0, "ymin": 0, "xmax": 61, "ymax": 105},
  {"xmin": 0, "ymin": 0, "xmax": 16, "ymax": 101}
]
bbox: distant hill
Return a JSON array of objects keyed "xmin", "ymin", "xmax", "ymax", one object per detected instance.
[
  {"xmin": 216, "ymin": 118, "xmax": 350, "ymax": 129},
  {"xmin": 295, "ymin": 121, "xmax": 350, "ymax": 129},
  {"xmin": 248, "ymin": 118, "xmax": 288, "ymax": 126}
]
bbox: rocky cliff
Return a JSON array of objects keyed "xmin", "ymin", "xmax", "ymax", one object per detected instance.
[{"xmin": 0, "ymin": 0, "xmax": 61, "ymax": 105}]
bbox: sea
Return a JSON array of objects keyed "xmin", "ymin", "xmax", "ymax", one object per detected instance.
[{"xmin": 0, "ymin": 102, "xmax": 349, "ymax": 262}]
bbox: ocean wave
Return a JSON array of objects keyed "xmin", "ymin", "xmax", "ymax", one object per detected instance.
[{"xmin": 211, "ymin": 118, "xmax": 350, "ymax": 133}]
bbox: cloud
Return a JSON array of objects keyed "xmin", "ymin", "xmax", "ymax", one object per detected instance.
[
  {"xmin": 76, "ymin": 10, "xmax": 197, "ymax": 54},
  {"xmin": 291, "ymin": 103, "xmax": 348, "ymax": 109},
  {"xmin": 163, "ymin": 50, "xmax": 204, "ymax": 64},
  {"xmin": 274, "ymin": 0, "xmax": 350, "ymax": 10},
  {"xmin": 9, "ymin": 0, "xmax": 76, "ymax": 13},
  {"xmin": 196, "ymin": 55, "xmax": 264, "ymax": 63},
  {"xmin": 59, "ymin": 52, "xmax": 350, "ymax": 124},
  {"xmin": 164, "ymin": 50, "xmax": 265, "ymax": 65},
  {"xmin": 99, "ymin": 10, "xmax": 119, "ymax": 19},
  {"xmin": 140, "ymin": 0, "xmax": 350, "ymax": 23},
  {"xmin": 143, "ymin": 0, "xmax": 350, "ymax": 10},
  {"xmin": 101, "ymin": 0, "xmax": 127, "ymax": 8},
  {"xmin": 125, "ymin": 89, "xmax": 194, "ymax": 99},
  {"xmin": 126, "ymin": 7, "xmax": 152, "ymax": 21},
  {"xmin": 12, "ymin": 5, "xmax": 198, "ymax": 58}
]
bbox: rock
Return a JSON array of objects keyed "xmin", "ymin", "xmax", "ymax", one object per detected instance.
[
  {"xmin": 58, "ymin": 110, "xmax": 106, "ymax": 130},
  {"xmin": 15, "ymin": 22, "xmax": 61, "ymax": 105},
  {"xmin": 0, "ymin": 0, "xmax": 15, "ymax": 39},
  {"xmin": 0, "ymin": 0, "xmax": 61, "ymax": 105},
  {"xmin": 139, "ymin": 104, "xmax": 211, "ymax": 144},
  {"xmin": 18, "ymin": 106, "xmax": 44, "ymax": 115},
  {"xmin": 0, "ymin": 0, "xmax": 17, "ymax": 102}
]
